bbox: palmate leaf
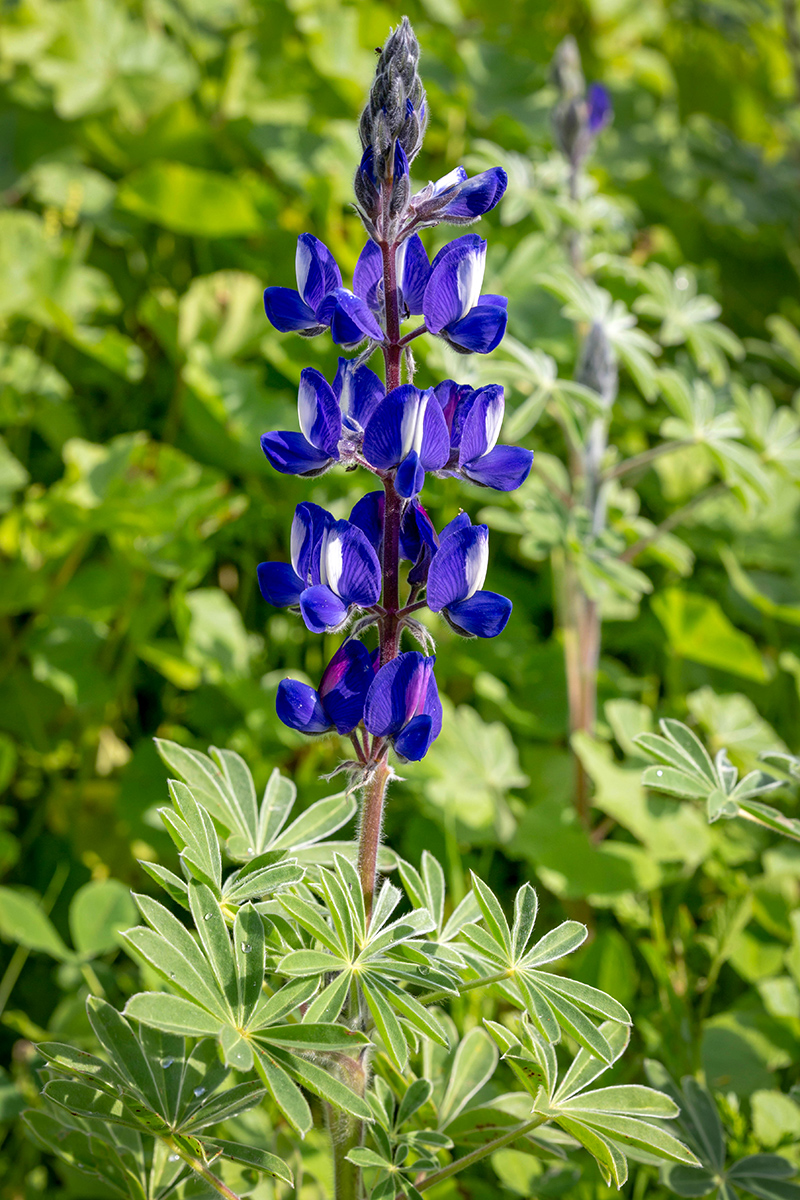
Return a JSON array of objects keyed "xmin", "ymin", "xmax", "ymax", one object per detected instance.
[
  {"xmin": 155, "ymin": 738, "xmax": 357, "ymax": 864},
  {"xmin": 275, "ymin": 860, "xmax": 451, "ymax": 1070},
  {"xmin": 121, "ymin": 881, "xmax": 370, "ymax": 1130},
  {"xmin": 143, "ymin": 780, "xmax": 305, "ymax": 911},
  {"xmin": 33, "ymin": 997, "xmax": 287, "ymax": 1194},
  {"xmin": 42, "ymin": 1000, "xmax": 265, "ymax": 1134},
  {"xmin": 637, "ymin": 719, "xmax": 792, "ymax": 836},
  {"xmin": 484, "ymin": 1016, "xmax": 698, "ymax": 1188},
  {"xmin": 461, "ymin": 877, "xmax": 630, "ymax": 1061},
  {"xmin": 22, "ymin": 1108, "xmax": 135, "ymax": 1199},
  {"xmin": 646, "ymin": 1065, "xmax": 800, "ymax": 1200}
]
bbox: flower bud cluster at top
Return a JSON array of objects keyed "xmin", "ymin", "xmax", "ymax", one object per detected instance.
[{"xmin": 258, "ymin": 16, "xmax": 534, "ymax": 773}]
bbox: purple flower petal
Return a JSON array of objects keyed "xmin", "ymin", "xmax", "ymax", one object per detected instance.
[
  {"xmin": 427, "ymin": 524, "xmax": 489, "ymax": 611},
  {"xmin": 462, "ymin": 444, "xmax": 534, "ymax": 491},
  {"xmin": 299, "ymin": 585, "xmax": 349, "ymax": 634},
  {"xmin": 458, "ymin": 385, "xmax": 504, "ymax": 464},
  {"xmin": 318, "ymin": 639, "xmax": 374, "ymax": 734},
  {"xmin": 291, "ymin": 502, "xmax": 334, "ymax": 581},
  {"xmin": 439, "ymin": 512, "xmax": 472, "ymax": 542},
  {"xmin": 349, "ymin": 491, "xmax": 384, "ymax": 556},
  {"xmin": 297, "ymin": 368, "xmax": 342, "ymax": 455},
  {"xmin": 353, "ymin": 240, "xmax": 383, "ymax": 314},
  {"xmin": 396, "ymin": 234, "xmax": 430, "ymax": 315},
  {"xmin": 396, "ymin": 450, "xmax": 425, "ymax": 499},
  {"xmin": 479, "ymin": 294, "xmax": 508, "ymax": 310},
  {"xmin": 423, "ymin": 236, "xmax": 487, "ymax": 334},
  {"xmin": 362, "ymin": 385, "xmax": 416, "ymax": 470},
  {"xmin": 422, "ymin": 668, "xmax": 442, "ymax": 740},
  {"xmin": 318, "ymin": 521, "xmax": 382, "ymax": 608},
  {"xmin": 363, "ymin": 652, "xmax": 434, "ymax": 738},
  {"xmin": 444, "ymin": 591, "xmax": 512, "ymax": 638},
  {"xmin": 334, "ymin": 358, "xmax": 385, "ymax": 431},
  {"xmin": 441, "ymin": 168, "xmax": 508, "ymax": 221},
  {"xmin": 318, "ymin": 289, "xmax": 384, "ymax": 347},
  {"xmin": 277, "ymin": 679, "xmax": 331, "ymax": 734},
  {"xmin": 257, "ymin": 561, "xmax": 304, "ymax": 608},
  {"xmin": 362, "ymin": 386, "xmax": 450, "ymax": 481},
  {"xmin": 263, "ymin": 287, "xmax": 321, "ymax": 334},
  {"xmin": 587, "ymin": 83, "xmax": 612, "ymax": 135},
  {"xmin": 260, "ymin": 430, "xmax": 334, "ymax": 477},
  {"xmin": 443, "ymin": 303, "xmax": 507, "ymax": 354},
  {"xmin": 434, "ymin": 379, "xmax": 473, "ymax": 443},
  {"xmin": 401, "ymin": 501, "xmax": 438, "ymax": 564},
  {"xmin": 296, "ymin": 233, "xmax": 342, "ymax": 311},
  {"xmin": 393, "ymin": 714, "xmax": 434, "ymax": 762}
]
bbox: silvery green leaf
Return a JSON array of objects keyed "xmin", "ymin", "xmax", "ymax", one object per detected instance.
[
  {"xmin": 470, "ymin": 873, "xmax": 512, "ymax": 956},
  {"xmin": 523, "ymin": 920, "xmax": 587, "ymax": 967},
  {"xmin": 271, "ymin": 791, "xmax": 357, "ymax": 851},
  {"xmin": 124, "ymin": 992, "xmax": 221, "ymax": 1037},
  {"xmin": 201, "ymin": 1137, "xmax": 292, "ymax": 1183},
  {"xmin": 439, "ymin": 1027, "xmax": 498, "ymax": 1127},
  {"xmin": 559, "ymin": 1085, "xmax": 678, "ymax": 1117},
  {"xmin": 554, "ymin": 1022, "xmax": 630, "ymax": 1104}
]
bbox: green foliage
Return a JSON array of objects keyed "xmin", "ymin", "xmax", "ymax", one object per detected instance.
[{"xmin": 1, "ymin": 0, "xmax": 800, "ymax": 1198}]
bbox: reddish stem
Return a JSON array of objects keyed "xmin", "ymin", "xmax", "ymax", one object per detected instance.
[{"xmin": 357, "ymin": 232, "xmax": 406, "ymax": 919}]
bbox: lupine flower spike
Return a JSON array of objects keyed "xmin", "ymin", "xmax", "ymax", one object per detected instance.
[{"xmin": 257, "ymin": 17, "xmax": 532, "ymax": 898}]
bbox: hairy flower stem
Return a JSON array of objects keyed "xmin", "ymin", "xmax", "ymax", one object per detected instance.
[{"xmin": 357, "ymin": 756, "xmax": 392, "ymax": 920}]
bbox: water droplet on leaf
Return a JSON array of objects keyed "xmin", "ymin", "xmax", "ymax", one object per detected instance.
[
  {"xmin": 193, "ymin": 1086, "xmax": 206, "ymax": 1097},
  {"xmin": 240, "ymin": 942, "xmax": 252, "ymax": 953},
  {"xmin": 162, "ymin": 1057, "xmax": 174, "ymax": 1068}
]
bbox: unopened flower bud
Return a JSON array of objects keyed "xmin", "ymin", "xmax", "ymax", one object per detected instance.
[{"xmin": 356, "ymin": 16, "xmax": 428, "ymax": 230}]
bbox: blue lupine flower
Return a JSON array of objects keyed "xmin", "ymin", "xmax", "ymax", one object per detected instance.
[
  {"xmin": 349, "ymin": 491, "xmax": 438, "ymax": 582},
  {"xmin": 354, "ymin": 234, "xmax": 431, "ymax": 319},
  {"xmin": 363, "ymin": 651, "xmax": 442, "ymax": 761},
  {"xmin": 334, "ymin": 357, "xmax": 385, "ymax": 433},
  {"xmin": 434, "ymin": 381, "xmax": 533, "ymax": 491},
  {"xmin": 261, "ymin": 360, "xmax": 385, "ymax": 476},
  {"xmin": 426, "ymin": 515, "xmax": 511, "ymax": 638},
  {"xmin": 438, "ymin": 167, "xmax": 507, "ymax": 221},
  {"xmin": 257, "ymin": 502, "xmax": 381, "ymax": 633},
  {"xmin": 410, "ymin": 166, "xmax": 508, "ymax": 225},
  {"xmin": 422, "ymin": 235, "xmax": 507, "ymax": 354},
  {"xmin": 587, "ymin": 83, "xmax": 612, "ymax": 135},
  {"xmin": 362, "ymin": 385, "xmax": 451, "ymax": 499},
  {"xmin": 264, "ymin": 234, "xmax": 384, "ymax": 347},
  {"xmin": 276, "ymin": 639, "xmax": 375, "ymax": 735}
]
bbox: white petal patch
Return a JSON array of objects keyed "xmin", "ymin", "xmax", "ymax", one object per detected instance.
[
  {"xmin": 463, "ymin": 532, "xmax": 489, "ymax": 599},
  {"xmin": 430, "ymin": 166, "xmax": 467, "ymax": 197},
  {"xmin": 400, "ymin": 392, "xmax": 429, "ymax": 459},
  {"xmin": 455, "ymin": 244, "xmax": 486, "ymax": 320},
  {"xmin": 290, "ymin": 510, "xmax": 308, "ymax": 577},
  {"xmin": 297, "ymin": 375, "xmax": 318, "ymax": 443},
  {"xmin": 295, "ymin": 239, "xmax": 313, "ymax": 302},
  {"xmin": 483, "ymin": 394, "xmax": 504, "ymax": 455},
  {"xmin": 396, "ymin": 239, "xmax": 409, "ymax": 291},
  {"xmin": 338, "ymin": 362, "xmax": 356, "ymax": 421},
  {"xmin": 319, "ymin": 528, "xmax": 343, "ymax": 595}
]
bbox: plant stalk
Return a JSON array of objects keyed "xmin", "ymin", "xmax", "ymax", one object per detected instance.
[
  {"xmin": 165, "ymin": 1137, "xmax": 242, "ymax": 1200},
  {"xmin": 412, "ymin": 1115, "xmax": 547, "ymax": 1193}
]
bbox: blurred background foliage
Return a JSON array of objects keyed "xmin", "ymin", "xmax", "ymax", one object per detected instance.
[{"xmin": 1, "ymin": 0, "xmax": 800, "ymax": 1196}]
